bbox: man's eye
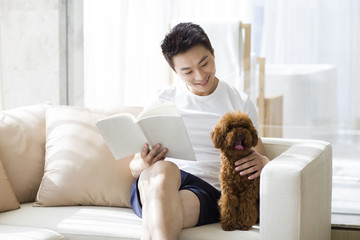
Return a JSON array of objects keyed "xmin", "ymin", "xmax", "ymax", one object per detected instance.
[
  {"xmin": 185, "ymin": 71, "xmax": 192, "ymax": 75},
  {"xmin": 201, "ymin": 62, "xmax": 208, "ymax": 67}
]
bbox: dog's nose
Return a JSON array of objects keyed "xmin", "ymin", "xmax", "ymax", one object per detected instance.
[{"xmin": 238, "ymin": 134, "xmax": 243, "ymax": 139}]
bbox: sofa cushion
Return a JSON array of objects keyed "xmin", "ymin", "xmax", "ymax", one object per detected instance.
[
  {"xmin": 34, "ymin": 106, "xmax": 137, "ymax": 207},
  {"xmin": 0, "ymin": 104, "xmax": 48, "ymax": 203},
  {"xmin": 0, "ymin": 160, "xmax": 20, "ymax": 212},
  {"xmin": 0, "ymin": 225, "xmax": 64, "ymax": 240},
  {"xmin": 0, "ymin": 203, "xmax": 142, "ymax": 240},
  {"xmin": 0, "ymin": 203, "xmax": 259, "ymax": 240}
]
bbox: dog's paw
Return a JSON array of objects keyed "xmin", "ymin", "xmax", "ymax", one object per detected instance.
[
  {"xmin": 221, "ymin": 223, "xmax": 237, "ymax": 231},
  {"xmin": 238, "ymin": 225, "xmax": 252, "ymax": 231}
]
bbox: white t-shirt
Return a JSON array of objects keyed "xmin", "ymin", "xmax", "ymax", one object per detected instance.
[{"xmin": 147, "ymin": 80, "xmax": 259, "ymax": 191}]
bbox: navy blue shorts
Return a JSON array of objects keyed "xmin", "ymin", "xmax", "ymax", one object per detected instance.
[{"xmin": 130, "ymin": 169, "xmax": 221, "ymax": 226}]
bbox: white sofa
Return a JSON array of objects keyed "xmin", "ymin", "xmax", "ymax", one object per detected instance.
[{"xmin": 0, "ymin": 104, "xmax": 332, "ymax": 240}]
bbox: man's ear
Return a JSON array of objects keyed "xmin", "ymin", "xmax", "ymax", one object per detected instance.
[{"xmin": 212, "ymin": 48, "xmax": 215, "ymax": 58}]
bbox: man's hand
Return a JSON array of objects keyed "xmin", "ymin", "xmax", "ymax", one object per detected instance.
[
  {"xmin": 234, "ymin": 151, "xmax": 270, "ymax": 180},
  {"xmin": 130, "ymin": 143, "xmax": 168, "ymax": 178},
  {"xmin": 140, "ymin": 143, "xmax": 168, "ymax": 167}
]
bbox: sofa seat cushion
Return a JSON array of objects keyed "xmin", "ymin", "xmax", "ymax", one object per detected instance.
[
  {"xmin": 0, "ymin": 203, "xmax": 142, "ymax": 240},
  {"xmin": 0, "ymin": 203, "xmax": 259, "ymax": 240},
  {"xmin": 0, "ymin": 225, "xmax": 64, "ymax": 240},
  {"xmin": 180, "ymin": 224, "xmax": 259, "ymax": 240}
]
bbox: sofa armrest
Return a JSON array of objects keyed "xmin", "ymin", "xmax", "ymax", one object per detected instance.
[{"xmin": 260, "ymin": 138, "xmax": 332, "ymax": 240}]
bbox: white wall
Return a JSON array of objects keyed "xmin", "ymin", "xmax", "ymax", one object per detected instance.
[
  {"xmin": 0, "ymin": 0, "xmax": 66, "ymax": 109},
  {"xmin": 67, "ymin": 0, "xmax": 84, "ymax": 106}
]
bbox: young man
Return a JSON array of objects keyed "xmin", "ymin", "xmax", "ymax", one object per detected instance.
[{"xmin": 129, "ymin": 22, "xmax": 270, "ymax": 240}]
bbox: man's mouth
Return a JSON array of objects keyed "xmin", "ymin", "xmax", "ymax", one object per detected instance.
[{"xmin": 196, "ymin": 77, "xmax": 209, "ymax": 87}]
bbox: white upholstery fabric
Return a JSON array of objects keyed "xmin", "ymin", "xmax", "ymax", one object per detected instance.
[
  {"xmin": 0, "ymin": 203, "xmax": 141, "ymax": 240},
  {"xmin": 35, "ymin": 106, "xmax": 136, "ymax": 207},
  {"xmin": 180, "ymin": 224, "xmax": 259, "ymax": 240},
  {"xmin": 0, "ymin": 203, "xmax": 260, "ymax": 240},
  {"xmin": 0, "ymin": 203, "xmax": 142, "ymax": 240},
  {"xmin": 0, "ymin": 137, "xmax": 332, "ymax": 240},
  {"xmin": 260, "ymin": 138, "xmax": 332, "ymax": 240},
  {"xmin": 0, "ymin": 104, "xmax": 49, "ymax": 203},
  {"xmin": 0, "ymin": 160, "xmax": 20, "ymax": 212},
  {"xmin": 0, "ymin": 225, "xmax": 64, "ymax": 240}
]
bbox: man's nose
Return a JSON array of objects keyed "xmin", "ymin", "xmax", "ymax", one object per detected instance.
[{"xmin": 194, "ymin": 69, "xmax": 206, "ymax": 80}]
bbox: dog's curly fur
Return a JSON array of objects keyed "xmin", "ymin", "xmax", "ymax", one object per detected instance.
[{"xmin": 211, "ymin": 111, "xmax": 260, "ymax": 231}]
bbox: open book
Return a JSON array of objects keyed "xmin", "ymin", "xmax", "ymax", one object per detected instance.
[{"xmin": 96, "ymin": 102, "xmax": 196, "ymax": 161}]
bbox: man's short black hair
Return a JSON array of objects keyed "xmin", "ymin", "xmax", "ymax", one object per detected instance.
[{"xmin": 161, "ymin": 22, "xmax": 214, "ymax": 71}]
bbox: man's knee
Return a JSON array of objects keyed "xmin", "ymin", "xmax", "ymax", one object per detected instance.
[
  {"xmin": 142, "ymin": 161, "xmax": 179, "ymax": 180},
  {"xmin": 139, "ymin": 161, "xmax": 181, "ymax": 194}
]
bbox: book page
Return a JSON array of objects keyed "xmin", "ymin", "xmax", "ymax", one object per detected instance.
[
  {"xmin": 138, "ymin": 115, "xmax": 196, "ymax": 161},
  {"xmin": 137, "ymin": 102, "xmax": 180, "ymax": 120},
  {"xmin": 96, "ymin": 114, "xmax": 148, "ymax": 160}
]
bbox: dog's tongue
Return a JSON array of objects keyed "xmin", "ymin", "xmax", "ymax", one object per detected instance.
[{"xmin": 235, "ymin": 139, "xmax": 243, "ymax": 150}]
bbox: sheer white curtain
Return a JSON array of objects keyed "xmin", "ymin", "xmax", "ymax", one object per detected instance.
[
  {"xmin": 83, "ymin": 0, "xmax": 253, "ymax": 108},
  {"xmin": 261, "ymin": 0, "xmax": 360, "ymax": 127}
]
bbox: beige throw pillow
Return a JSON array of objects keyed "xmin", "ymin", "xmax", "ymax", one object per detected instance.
[
  {"xmin": 0, "ymin": 160, "xmax": 20, "ymax": 212},
  {"xmin": 0, "ymin": 104, "xmax": 48, "ymax": 203},
  {"xmin": 34, "ymin": 106, "xmax": 137, "ymax": 207}
]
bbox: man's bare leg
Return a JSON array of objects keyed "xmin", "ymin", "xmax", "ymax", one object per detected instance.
[{"xmin": 138, "ymin": 161, "xmax": 200, "ymax": 239}]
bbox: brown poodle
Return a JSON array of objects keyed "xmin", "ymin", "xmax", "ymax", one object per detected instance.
[{"xmin": 210, "ymin": 111, "xmax": 259, "ymax": 231}]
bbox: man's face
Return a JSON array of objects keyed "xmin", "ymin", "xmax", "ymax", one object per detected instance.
[{"xmin": 173, "ymin": 44, "xmax": 217, "ymax": 96}]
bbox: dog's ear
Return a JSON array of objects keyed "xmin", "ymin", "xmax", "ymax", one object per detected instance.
[
  {"xmin": 210, "ymin": 124, "xmax": 226, "ymax": 149},
  {"xmin": 250, "ymin": 124, "xmax": 259, "ymax": 147}
]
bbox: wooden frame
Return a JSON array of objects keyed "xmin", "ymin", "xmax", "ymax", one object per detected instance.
[
  {"xmin": 257, "ymin": 57, "xmax": 266, "ymax": 134},
  {"xmin": 240, "ymin": 23, "xmax": 251, "ymax": 94},
  {"xmin": 257, "ymin": 57, "xmax": 283, "ymax": 137}
]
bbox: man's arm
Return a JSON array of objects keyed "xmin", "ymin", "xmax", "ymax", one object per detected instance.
[
  {"xmin": 254, "ymin": 138, "xmax": 266, "ymax": 155},
  {"xmin": 234, "ymin": 138, "xmax": 270, "ymax": 180}
]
